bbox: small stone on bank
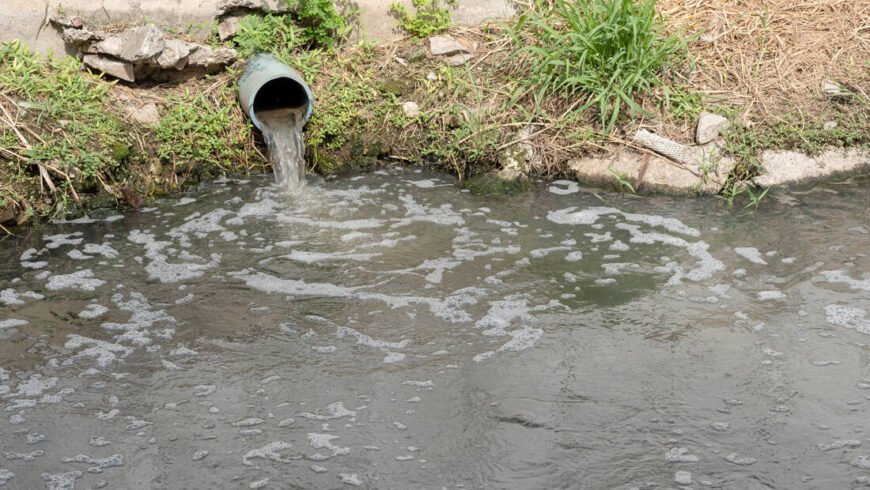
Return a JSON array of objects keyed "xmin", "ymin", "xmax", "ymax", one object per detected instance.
[
  {"xmin": 695, "ymin": 112, "xmax": 730, "ymax": 145},
  {"xmin": 446, "ymin": 54, "xmax": 474, "ymax": 66},
  {"xmin": 127, "ymin": 103, "xmax": 161, "ymax": 126},
  {"xmin": 402, "ymin": 101, "xmax": 420, "ymax": 118},
  {"xmin": 83, "ymin": 55, "xmax": 135, "ymax": 82},
  {"xmin": 428, "ymin": 35, "xmax": 469, "ymax": 56}
]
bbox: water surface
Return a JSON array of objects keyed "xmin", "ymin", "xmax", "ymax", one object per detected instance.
[{"xmin": 1, "ymin": 170, "xmax": 869, "ymax": 489}]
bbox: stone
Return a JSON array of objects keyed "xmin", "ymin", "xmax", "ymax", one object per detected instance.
[
  {"xmin": 428, "ymin": 35, "xmax": 469, "ymax": 56},
  {"xmin": 49, "ymin": 15, "xmax": 85, "ymax": 29},
  {"xmin": 402, "ymin": 101, "xmax": 420, "ymax": 118},
  {"xmin": 754, "ymin": 149, "xmax": 870, "ymax": 187},
  {"xmin": 90, "ymin": 25, "xmax": 164, "ymax": 63},
  {"xmin": 674, "ymin": 470, "xmax": 692, "ymax": 485},
  {"xmin": 119, "ymin": 24, "xmax": 165, "ymax": 62},
  {"xmin": 695, "ymin": 112, "xmax": 730, "ymax": 144},
  {"xmin": 823, "ymin": 120, "xmax": 838, "ymax": 131},
  {"xmin": 217, "ymin": 17, "xmax": 243, "ymax": 41},
  {"xmin": 187, "ymin": 46, "xmax": 237, "ymax": 69},
  {"xmin": 426, "ymin": 71, "xmax": 437, "ymax": 82},
  {"xmin": 82, "ymin": 54, "xmax": 135, "ymax": 82},
  {"xmin": 569, "ymin": 148, "xmax": 735, "ymax": 194},
  {"xmin": 216, "ymin": 0, "xmax": 294, "ymax": 15},
  {"xmin": 156, "ymin": 39, "xmax": 192, "ymax": 70},
  {"xmin": 60, "ymin": 27, "xmax": 102, "ymax": 45},
  {"xmin": 446, "ymin": 53, "xmax": 474, "ymax": 66},
  {"xmin": 127, "ymin": 103, "xmax": 161, "ymax": 126}
]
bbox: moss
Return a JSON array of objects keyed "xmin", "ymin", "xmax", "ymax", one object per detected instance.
[{"xmin": 462, "ymin": 173, "xmax": 530, "ymax": 197}]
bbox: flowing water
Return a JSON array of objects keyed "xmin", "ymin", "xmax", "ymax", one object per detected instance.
[
  {"xmin": 258, "ymin": 108, "xmax": 305, "ymax": 190},
  {"xmin": 2, "ymin": 169, "xmax": 870, "ymax": 489}
]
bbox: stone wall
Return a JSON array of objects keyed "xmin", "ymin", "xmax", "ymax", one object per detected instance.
[{"xmin": 0, "ymin": 0, "xmax": 515, "ymax": 55}]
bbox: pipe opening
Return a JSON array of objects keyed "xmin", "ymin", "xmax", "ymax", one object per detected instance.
[{"xmin": 252, "ymin": 77, "xmax": 310, "ymax": 115}]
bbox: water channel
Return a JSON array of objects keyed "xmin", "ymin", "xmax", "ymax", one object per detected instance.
[{"xmin": 1, "ymin": 169, "xmax": 869, "ymax": 489}]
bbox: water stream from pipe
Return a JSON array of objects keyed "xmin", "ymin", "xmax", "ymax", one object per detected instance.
[{"xmin": 258, "ymin": 108, "xmax": 305, "ymax": 190}]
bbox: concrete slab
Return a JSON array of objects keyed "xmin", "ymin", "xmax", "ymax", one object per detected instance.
[{"xmin": 754, "ymin": 149, "xmax": 870, "ymax": 187}]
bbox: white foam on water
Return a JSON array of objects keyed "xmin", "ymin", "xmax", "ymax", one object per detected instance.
[
  {"xmin": 63, "ymin": 335, "xmax": 133, "ymax": 368},
  {"xmin": 406, "ymin": 179, "xmax": 439, "ymax": 188},
  {"xmin": 402, "ymin": 380, "xmax": 435, "ymax": 387},
  {"xmin": 391, "ymin": 194, "xmax": 465, "ymax": 228},
  {"xmin": 243, "ymin": 441, "xmax": 294, "ymax": 465},
  {"xmin": 724, "ymin": 453, "xmax": 756, "ymax": 465},
  {"xmin": 280, "ymin": 250, "xmax": 381, "ymax": 264},
  {"xmin": 232, "ymin": 418, "xmax": 265, "ymax": 427},
  {"xmin": 757, "ymin": 290, "xmax": 786, "ymax": 301},
  {"xmin": 498, "ymin": 327, "xmax": 544, "ymax": 353},
  {"xmin": 41, "ymin": 471, "xmax": 82, "ymax": 490},
  {"xmin": 44, "ymin": 232, "xmax": 84, "ymax": 249},
  {"xmin": 46, "ymin": 270, "xmax": 106, "ymax": 291},
  {"xmin": 249, "ymin": 478, "xmax": 269, "ymax": 489},
  {"xmin": 62, "ymin": 453, "xmax": 123, "ymax": 472},
  {"xmin": 735, "ymin": 247, "xmax": 768, "ymax": 265},
  {"xmin": 0, "ymin": 319, "xmax": 28, "ymax": 329},
  {"xmin": 297, "ymin": 402, "xmax": 357, "ymax": 421},
  {"xmin": 338, "ymin": 473, "xmax": 362, "ymax": 486},
  {"xmin": 819, "ymin": 270, "xmax": 870, "ymax": 291},
  {"xmin": 78, "ymin": 304, "xmax": 109, "ymax": 319},
  {"xmin": 530, "ymin": 246, "xmax": 571, "ymax": 258},
  {"xmin": 0, "ymin": 469, "xmax": 13, "ymax": 485},
  {"xmin": 0, "ymin": 289, "xmax": 43, "ymax": 306},
  {"xmin": 825, "ymin": 304, "xmax": 870, "ymax": 334},
  {"xmin": 307, "ymin": 433, "xmax": 350, "ymax": 457},
  {"xmin": 336, "ymin": 326, "xmax": 410, "ymax": 350},
  {"xmin": 665, "ymin": 447, "xmax": 699, "ymax": 463},
  {"xmin": 818, "ymin": 440, "xmax": 862, "ymax": 451},
  {"xmin": 5, "ymin": 450, "xmax": 44, "ymax": 461},
  {"xmin": 565, "ymin": 251, "xmax": 583, "ymax": 262},
  {"xmin": 383, "ymin": 352, "xmax": 406, "ymax": 363},
  {"xmin": 548, "ymin": 180, "xmax": 580, "ymax": 195}
]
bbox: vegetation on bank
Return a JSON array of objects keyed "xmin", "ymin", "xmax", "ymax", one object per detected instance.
[{"xmin": 1, "ymin": 0, "xmax": 868, "ymax": 226}]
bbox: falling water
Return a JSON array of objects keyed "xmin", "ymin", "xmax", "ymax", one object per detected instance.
[{"xmin": 257, "ymin": 107, "xmax": 305, "ymax": 189}]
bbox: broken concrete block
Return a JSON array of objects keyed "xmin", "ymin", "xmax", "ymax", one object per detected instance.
[
  {"xmin": 188, "ymin": 46, "xmax": 237, "ymax": 69},
  {"xmin": 83, "ymin": 54, "xmax": 135, "ymax": 82},
  {"xmin": 61, "ymin": 27, "xmax": 103, "ymax": 45},
  {"xmin": 217, "ymin": 16, "xmax": 243, "ymax": 41},
  {"xmin": 429, "ymin": 35, "xmax": 469, "ymax": 56},
  {"xmin": 402, "ymin": 101, "xmax": 420, "ymax": 118},
  {"xmin": 446, "ymin": 53, "xmax": 474, "ymax": 66},
  {"xmin": 754, "ymin": 149, "xmax": 870, "ymax": 187},
  {"xmin": 695, "ymin": 112, "xmax": 730, "ymax": 145},
  {"xmin": 119, "ymin": 24, "xmax": 165, "ymax": 62},
  {"xmin": 127, "ymin": 102, "xmax": 161, "ymax": 126},
  {"xmin": 156, "ymin": 39, "xmax": 192, "ymax": 70}
]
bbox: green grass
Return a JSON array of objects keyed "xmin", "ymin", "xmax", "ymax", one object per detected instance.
[
  {"xmin": 155, "ymin": 80, "xmax": 257, "ymax": 179},
  {"xmin": 0, "ymin": 40, "xmax": 131, "ymax": 218},
  {"xmin": 510, "ymin": 0, "xmax": 690, "ymax": 132},
  {"xmin": 389, "ymin": 0, "xmax": 459, "ymax": 38}
]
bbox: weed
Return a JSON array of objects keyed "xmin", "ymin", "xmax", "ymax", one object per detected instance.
[
  {"xmin": 390, "ymin": 0, "xmax": 459, "ymax": 38},
  {"xmin": 155, "ymin": 81, "xmax": 259, "ymax": 180},
  {"xmin": 296, "ymin": 0, "xmax": 356, "ymax": 48},
  {"xmin": 608, "ymin": 168, "xmax": 635, "ymax": 194},
  {"xmin": 233, "ymin": 14, "xmax": 303, "ymax": 58},
  {"xmin": 510, "ymin": 0, "xmax": 690, "ymax": 132},
  {"xmin": 744, "ymin": 186, "xmax": 769, "ymax": 209}
]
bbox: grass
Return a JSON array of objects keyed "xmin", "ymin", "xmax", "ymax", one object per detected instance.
[
  {"xmin": 510, "ymin": 0, "xmax": 691, "ymax": 132},
  {"xmin": 389, "ymin": 0, "xmax": 459, "ymax": 38}
]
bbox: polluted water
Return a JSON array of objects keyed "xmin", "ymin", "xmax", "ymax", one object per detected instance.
[
  {"xmin": 258, "ymin": 107, "xmax": 305, "ymax": 190},
  {"xmin": 2, "ymin": 169, "xmax": 870, "ymax": 489}
]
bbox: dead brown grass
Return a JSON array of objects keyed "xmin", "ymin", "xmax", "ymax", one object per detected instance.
[{"xmin": 659, "ymin": 0, "xmax": 870, "ymax": 123}]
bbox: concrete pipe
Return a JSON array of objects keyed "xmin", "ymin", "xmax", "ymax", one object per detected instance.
[{"xmin": 238, "ymin": 53, "xmax": 314, "ymax": 131}]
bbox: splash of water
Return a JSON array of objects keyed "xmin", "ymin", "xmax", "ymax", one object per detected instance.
[{"xmin": 258, "ymin": 108, "xmax": 305, "ymax": 190}]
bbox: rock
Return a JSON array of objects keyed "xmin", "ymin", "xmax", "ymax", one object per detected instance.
[
  {"xmin": 91, "ymin": 25, "xmax": 164, "ymax": 63},
  {"xmin": 119, "ymin": 25, "xmax": 165, "ymax": 62},
  {"xmin": 49, "ymin": 15, "xmax": 85, "ymax": 29},
  {"xmin": 754, "ymin": 149, "xmax": 870, "ymax": 187},
  {"xmin": 823, "ymin": 120, "xmax": 838, "ymax": 131},
  {"xmin": 402, "ymin": 101, "xmax": 420, "ymax": 118},
  {"xmin": 156, "ymin": 39, "xmax": 192, "ymax": 70},
  {"xmin": 446, "ymin": 54, "xmax": 474, "ymax": 66},
  {"xmin": 61, "ymin": 27, "xmax": 103, "ymax": 45},
  {"xmin": 217, "ymin": 17, "xmax": 243, "ymax": 41},
  {"xmin": 569, "ymin": 147, "xmax": 735, "ymax": 194},
  {"xmin": 127, "ymin": 103, "xmax": 160, "ymax": 126},
  {"xmin": 188, "ymin": 46, "xmax": 237, "ymax": 69},
  {"xmin": 120, "ymin": 187, "xmax": 146, "ymax": 209},
  {"xmin": 82, "ymin": 55, "xmax": 135, "ymax": 82},
  {"xmin": 695, "ymin": 112, "xmax": 730, "ymax": 144},
  {"xmin": 217, "ymin": 0, "xmax": 261, "ymax": 14},
  {"xmin": 426, "ymin": 71, "xmax": 437, "ymax": 82},
  {"xmin": 428, "ymin": 35, "xmax": 469, "ymax": 56},
  {"xmin": 674, "ymin": 470, "xmax": 692, "ymax": 485}
]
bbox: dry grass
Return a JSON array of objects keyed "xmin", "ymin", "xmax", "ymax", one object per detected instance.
[{"xmin": 659, "ymin": 0, "xmax": 870, "ymax": 123}]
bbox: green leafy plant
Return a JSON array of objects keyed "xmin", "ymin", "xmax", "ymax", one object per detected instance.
[
  {"xmin": 390, "ymin": 0, "xmax": 459, "ymax": 38},
  {"xmin": 510, "ymin": 0, "xmax": 690, "ymax": 132},
  {"xmin": 296, "ymin": 0, "xmax": 355, "ymax": 48},
  {"xmin": 744, "ymin": 186, "xmax": 769, "ymax": 209},
  {"xmin": 155, "ymin": 86, "xmax": 254, "ymax": 177},
  {"xmin": 608, "ymin": 168, "xmax": 635, "ymax": 194},
  {"xmin": 233, "ymin": 14, "xmax": 302, "ymax": 58}
]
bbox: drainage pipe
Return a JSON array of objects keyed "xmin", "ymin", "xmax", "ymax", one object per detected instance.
[{"xmin": 238, "ymin": 53, "xmax": 314, "ymax": 130}]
